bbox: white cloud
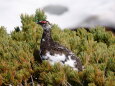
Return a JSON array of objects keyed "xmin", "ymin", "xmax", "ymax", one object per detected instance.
[{"xmin": 0, "ymin": 0, "xmax": 115, "ymax": 33}]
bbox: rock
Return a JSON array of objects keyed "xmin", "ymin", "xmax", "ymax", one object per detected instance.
[{"xmin": 43, "ymin": 5, "xmax": 68, "ymax": 15}]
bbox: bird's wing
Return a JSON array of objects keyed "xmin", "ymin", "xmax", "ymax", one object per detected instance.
[{"xmin": 50, "ymin": 41, "xmax": 71, "ymax": 54}]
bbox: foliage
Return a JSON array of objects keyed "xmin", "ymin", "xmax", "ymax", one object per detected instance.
[
  {"xmin": 35, "ymin": 9, "xmax": 47, "ymax": 23},
  {"xmin": 0, "ymin": 9, "xmax": 115, "ymax": 86}
]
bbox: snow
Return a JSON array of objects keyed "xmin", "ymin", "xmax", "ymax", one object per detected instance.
[{"xmin": 0, "ymin": 0, "xmax": 115, "ymax": 33}]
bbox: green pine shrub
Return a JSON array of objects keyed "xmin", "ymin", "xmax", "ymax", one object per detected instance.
[{"xmin": 0, "ymin": 9, "xmax": 115, "ymax": 86}]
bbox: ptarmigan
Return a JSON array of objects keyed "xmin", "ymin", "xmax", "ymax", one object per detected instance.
[{"xmin": 37, "ymin": 20, "xmax": 82, "ymax": 71}]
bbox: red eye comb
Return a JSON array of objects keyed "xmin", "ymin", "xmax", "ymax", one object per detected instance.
[{"xmin": 40, "ymin": 21, "xmax": 48, "ymax": 24}]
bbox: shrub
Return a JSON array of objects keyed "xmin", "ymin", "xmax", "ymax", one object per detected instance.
[{"xmin": 0, "ymin": 9, "xmax": 115, "ymax": 86}]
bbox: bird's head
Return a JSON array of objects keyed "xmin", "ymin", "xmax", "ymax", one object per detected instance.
[{"xmin": 37, "ymin": 20, "xmax": 52, "ymax": 30}]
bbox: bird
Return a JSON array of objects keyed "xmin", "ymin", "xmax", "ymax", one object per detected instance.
[{"xmin": 37, "ymin": 20, "xmax": 83, "ymax": 71}]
